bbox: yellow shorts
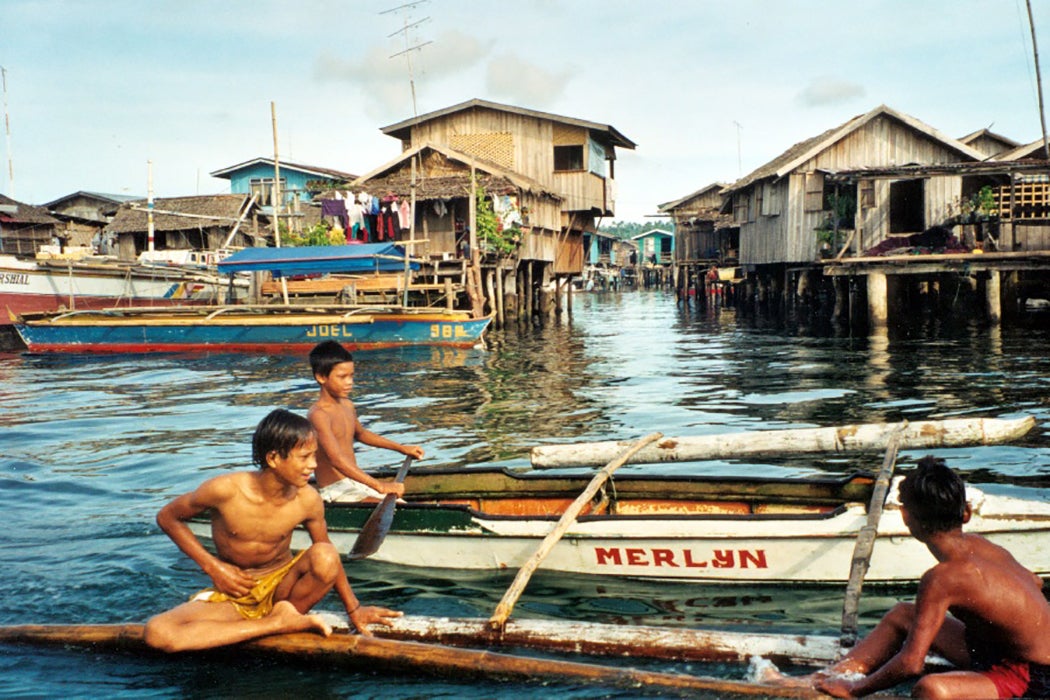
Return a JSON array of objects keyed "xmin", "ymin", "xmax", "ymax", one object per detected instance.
[{"xmin": 190, "ymin": 550, "xmax": 307, "ymax": 620}]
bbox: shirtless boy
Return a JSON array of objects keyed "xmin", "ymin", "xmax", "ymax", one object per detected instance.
[
  {"xmin": 144, "ymin": 409, "xmax": 401, "ymax": 652},
  {"xmin": 764, "ymin": 456, "xmax": 1050, "ymax": 698},
  {"xmin": 307, "ymin": 340, "xmax": 424, "ymax": 503}
]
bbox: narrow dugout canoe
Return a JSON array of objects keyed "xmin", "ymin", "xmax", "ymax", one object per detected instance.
[
  {"xmin": 0, "ymin": 623, "xmax": 826, "ymax": 698},
  {"xmin": 530, "ymin": 416, "xmax": 1035, "ymax": 468},
  {"xmin": 190, "ymin": 461, "xmax": 1050, "ymax": 584}
]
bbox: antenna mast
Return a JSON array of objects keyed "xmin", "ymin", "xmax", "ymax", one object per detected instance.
[
  {"xmin": 381, "ymin": 1, "xmax": 431, "ymax": 118},
  {"xmin": 382, "ymin": 1, "xmax": 432, "ymax": 307},
  {"xmin": 2, "ymin": 67, "xmax": 13, "ymax": 196}
]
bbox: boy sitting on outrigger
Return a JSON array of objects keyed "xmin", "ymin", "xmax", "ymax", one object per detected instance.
[
  {"xmin": 307, "ymin": 340, "xmax": 424, "ymax": 503},
  {"xmin": 144, "ymin": 408, "xmax": 401, "ymax": 652},
  {"xmin": 760, "ymin": 456, "xmax": 1050, "ymax": 698}
]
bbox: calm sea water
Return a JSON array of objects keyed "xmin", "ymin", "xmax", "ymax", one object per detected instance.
[{"xmin": 2, "ymin": 291, "xmax": 1050, "ymax": 698}]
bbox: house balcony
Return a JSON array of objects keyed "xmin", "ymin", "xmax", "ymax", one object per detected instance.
[{"xmin": 554, "ymin": 171, "xmax": 616, "ymax": 216}]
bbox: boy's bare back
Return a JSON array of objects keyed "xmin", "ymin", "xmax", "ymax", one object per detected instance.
[{"xmin": 928, "ymin": 533, "xmax": 1050, "ymax": 663}]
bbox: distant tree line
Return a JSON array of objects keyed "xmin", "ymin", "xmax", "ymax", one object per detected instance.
[{"xmin": 599, "ymin": 220, "xmax": 673, "ymax": 239}]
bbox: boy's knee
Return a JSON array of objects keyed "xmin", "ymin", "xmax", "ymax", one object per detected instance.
[
  {"xmin": 911, "ymin": 674, "xmax": 953, "ymax": 700},
  {"xmin": 886, "ymin": 602, "xmax": 916, "ymax": 629},
  {"xmin": 143, "ymin": 616, "xmax": 178, "ymax": 653},
  {"xmin": 307, "ymin": 542, "xmax": 342, "ymax": 582}
]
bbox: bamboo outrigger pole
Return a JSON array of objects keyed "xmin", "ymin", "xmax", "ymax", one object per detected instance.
[
  {"xmin": 0, "ymin": 623, "xmax": 825, "ymax": 698},
  {"xmin": 840, "ymin": 422, "xmax": 906, "ymax": 649},
  {"xmin": 489, "ymin": 432, "xmax": 664, "ymax": 633}
]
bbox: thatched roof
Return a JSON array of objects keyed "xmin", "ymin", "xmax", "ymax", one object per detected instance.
[
  {"xmin": 351, "ymin": 143, "xmax": 562, "ymax": 202},
  {"xmin": 0, "ymin": 193, "xmax": 59, "ymax": 224},
  {"xmin": 105, "ymin": 194, "xmax": 255, "ymax": 234}
]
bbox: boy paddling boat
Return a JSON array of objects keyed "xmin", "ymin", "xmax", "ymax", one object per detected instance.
[{"xmin": 144, "ymin": 409, "xmax": 400, "ymax": 652}]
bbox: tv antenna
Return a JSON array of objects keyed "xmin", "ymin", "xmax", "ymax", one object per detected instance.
[
  {"xmin": 381, "ymin": 1, "xmax": 432, "ymax": 118},
  {"xmin": 733, "ymin": 120, "xmax": 743, "ymax": 177}
]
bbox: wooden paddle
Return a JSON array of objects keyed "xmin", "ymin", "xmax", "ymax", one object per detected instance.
[{"xmin": 348, "ymin": 455, "xmax": 414, "ymax": 560}]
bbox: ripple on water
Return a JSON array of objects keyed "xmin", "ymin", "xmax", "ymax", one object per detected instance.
[{"xmin": 2, "ymin": 293, "xmax": 1050, "ymax": 697}]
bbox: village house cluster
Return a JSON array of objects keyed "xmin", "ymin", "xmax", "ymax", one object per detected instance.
[
  {"xmin": 3, "ymin": 100, "xmax": 1050, "ymax": 329},
  {"xmin": 660, "ymin": 104, "xmax": 1050, "ymax": 328}
]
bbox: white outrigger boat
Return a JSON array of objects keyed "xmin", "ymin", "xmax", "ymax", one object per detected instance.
[{"xmin": 188, "ymin": 416, "xmax": 1048, "ymax": 584}]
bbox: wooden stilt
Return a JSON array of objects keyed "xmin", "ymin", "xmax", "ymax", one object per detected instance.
[
  {"xmin": 867, "ymin": 272, "xmax": 888, "ymax": 328},
  {"xmin": 495, "ymin": 267, "xmax": 504, "ymax": 328},
  {"xmin": 986, "ymin": 270, "xmax": 1002, "ymax": 323}
]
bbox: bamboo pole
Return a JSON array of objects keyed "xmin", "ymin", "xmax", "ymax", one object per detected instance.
[
  {"xmin": 529, "ymin": 416, "xmax": 1034, "ymax": 468},
  {"xmin": 840, "ymin": 424, "xmax": 906, "ymax": 649},
  {"xmin": 0, "ymin": 623, "xmax": 826, "ymax": 698},
  {"xmin": 271, "ymin": 101, "xmax": 289, "ymax": 305},
  {"xmin": 1027, "ymin": 0, "xmax": 1050, "ymax": 160},
  {"xmin": 489, "ymin": 432, "xmax": 664, "ymax": 632}
]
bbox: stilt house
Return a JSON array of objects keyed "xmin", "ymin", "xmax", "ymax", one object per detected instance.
[
  {"xmin": 0, "ymin": 194, "xmax": 59, "ymax": 256},
  {"xmin": 376, "ymin": 99, "xmax": 636, "ymax": 291},
  {"xmin": 958, "ymin": 128, "xmax": 1021, "ymax": 159},
  {"xmin": 722, "ymin": 104, "xmax": 984, "ymax": 267},
  {"xmin": 658, "ymin": 182, "xmax": 737, "ymax": 265},
  {"xmin": 105, "ymin": 194, "xmax": 263, "ymax": 262}
]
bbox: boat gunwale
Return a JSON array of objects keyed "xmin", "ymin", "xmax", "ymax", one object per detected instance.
[{"xmin": 322, "ymin": 499, "xmax": 857, "ymax": 526}]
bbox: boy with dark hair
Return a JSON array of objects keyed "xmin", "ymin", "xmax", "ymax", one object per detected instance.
[
  {"xmin": 144, "ymin": 409, "xmax": 400, "ymax": 652},
  {"xmin": 307, "ymin": 340, "xmax": 424, "ymax": 502},
  {"xmin": 763, "ymin": 456, "xmax": 1050, "ymax": 698}
]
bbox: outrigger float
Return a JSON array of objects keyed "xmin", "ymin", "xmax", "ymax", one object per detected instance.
[
  {"xmin": 0, "ymin": 620, "xmax": 838, "ymax": 698},
  {"xmin": 209, "ymin": 416, "xmax": 1046, "ymax": 585},
  {"xmin": 12, "ymin": 244, "xmax": 492, "ymax": 353}
]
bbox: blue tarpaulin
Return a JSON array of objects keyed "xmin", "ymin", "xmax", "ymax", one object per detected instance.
[{"xmin": 217, "ymin": 244, "xmax": 419, "ymax": 278}]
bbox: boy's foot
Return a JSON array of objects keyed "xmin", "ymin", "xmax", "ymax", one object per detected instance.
[{"xmin": 271, "ymin": 600, "xmax": 333, "ymax": 637}]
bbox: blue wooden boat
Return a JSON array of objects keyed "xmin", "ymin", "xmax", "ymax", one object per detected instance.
[{"xmin": 13, "ymin": 244, "xmax": 492, "ymax": 353}]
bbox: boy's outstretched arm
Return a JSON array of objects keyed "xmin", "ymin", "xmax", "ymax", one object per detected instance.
[
  {"xmin": 355, "ymin": 423, "xmax": 424, "ymax": 460},
  {"xmin": 302, "ymin": 502, "xmax": 402, "ymax": 635},
  {"xmin": 310, "ymin": 408, "xmax": 399, "ymax": 493}
]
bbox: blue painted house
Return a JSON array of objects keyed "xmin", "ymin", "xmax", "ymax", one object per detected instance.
[
  {"xmin": 210, "ymin": 158, "xmax": 357, "ymax": 213},
  {"xmin": 632, "ymin": 228, "xmax": 674, "ymax": 265},
  {"xmin": 584, "ymin": 229, "xmax": 620, "ymax": 265}
]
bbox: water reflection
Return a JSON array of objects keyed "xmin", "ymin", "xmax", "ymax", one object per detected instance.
[{"xmin": 3, "ymin": 290, "xmax": 1050, "ymax": 697}]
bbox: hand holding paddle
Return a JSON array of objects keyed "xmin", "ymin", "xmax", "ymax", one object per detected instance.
[{"xmin": 348, "ymin": 455, "xmax": 414, "ymax": 560}]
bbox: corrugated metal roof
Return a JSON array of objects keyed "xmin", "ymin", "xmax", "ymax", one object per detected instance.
[{"xmin": 380, "ymin": 98, "xmax": 636, "ymax": 150}]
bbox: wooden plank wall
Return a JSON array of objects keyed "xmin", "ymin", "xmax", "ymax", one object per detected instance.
[
  {"xmin": 409, "ymin": 108, "xmax": 611, "ymax": 215},
  {"xmin": 410, "ymin": 110, "xmax": 552, "ymax": 187},
  {"xmin": 739, "ymin": 115, "xmax": 971, "ymax": 265}
]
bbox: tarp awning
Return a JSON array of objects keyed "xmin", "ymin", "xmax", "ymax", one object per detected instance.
[{"xmin": 217, "ymin": 244, "xmax": 419, "ymax": 277}]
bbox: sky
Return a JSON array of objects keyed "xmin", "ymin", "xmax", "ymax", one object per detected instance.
[{"xmin": 2, "ymin": 0, "xmax": 1050, "ymax": 223}]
